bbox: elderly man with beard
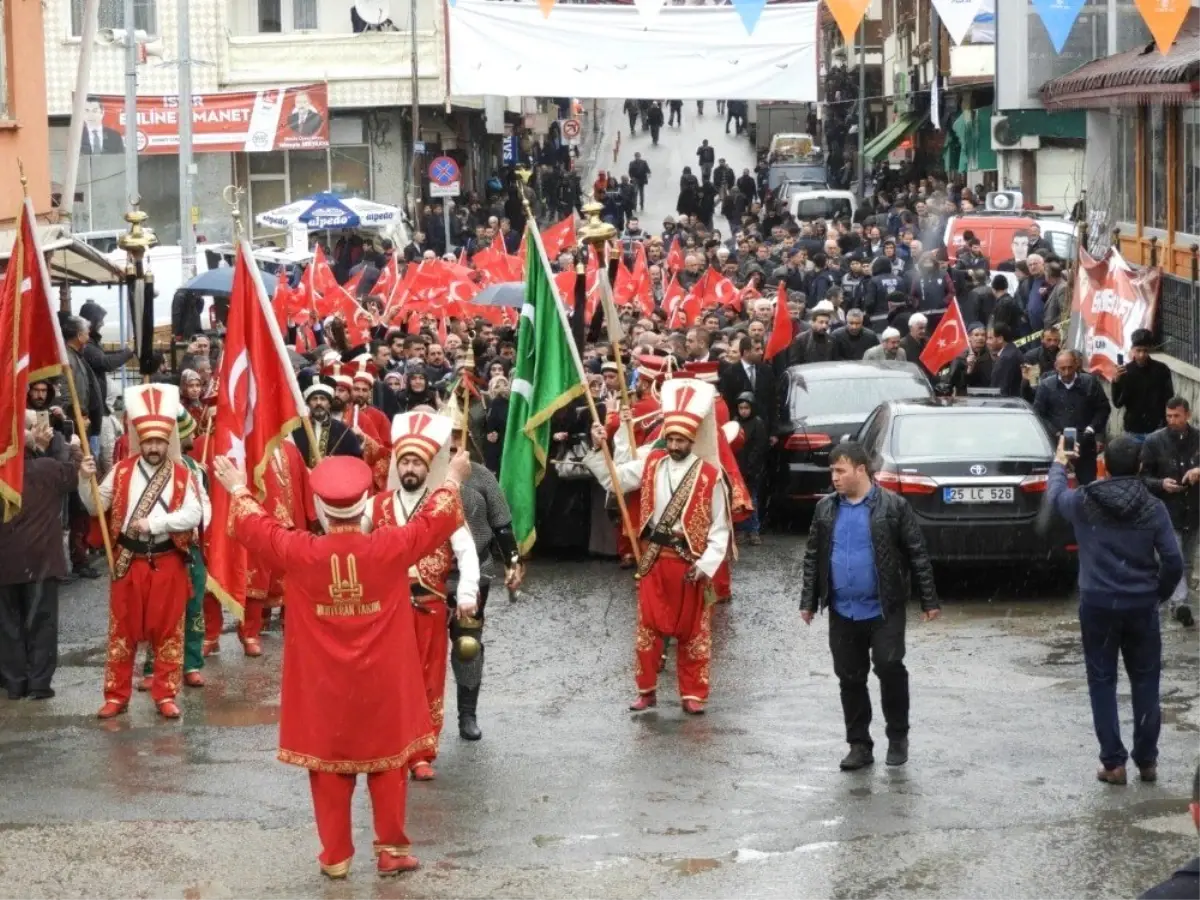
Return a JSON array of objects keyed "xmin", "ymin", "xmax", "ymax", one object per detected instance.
[
  {"xmin": 585, "ymin": 379, "xmax": 730, "ymax": 715},
  {"xmin": 292, "ymin": 379, "xmax": 363, "ymax": 468},
  {"xmin": 79, "ymin": 385, "xmax": 203, "ymax": 719},
  {"xmin": 364, "ymin": 413, "xmax": 478, "ymax": 781}
]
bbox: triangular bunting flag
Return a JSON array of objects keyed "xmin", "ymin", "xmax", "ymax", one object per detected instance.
[
  {"xmin": 932, "ymin": 0, "xmax": 984, "ymax": 44},
  {"xmin": 1134, "ymin": 0, "xmax": 1189, "ymax": 54},
  {"xmin": 633, "ymin": 0, "xmax": 667, "ymax": 21},
  {"xmin": 1031, "ymin": 0, "xmax": 1086, "ymax": 53},
  {"xmin": 730, "ymin": 0, "xmax": 768, "ymax": 33},
  {"xmin": 824, "ymin": 0, "xmax": 872, "ymax": 44}
]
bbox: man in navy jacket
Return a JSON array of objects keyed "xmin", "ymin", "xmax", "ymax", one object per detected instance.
[{"xmin": 1048, "ymin": 435, "xmax": 1183, "ymax": 786}]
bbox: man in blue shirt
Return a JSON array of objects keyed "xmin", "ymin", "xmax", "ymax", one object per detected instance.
[
  {"xmin": 800, "ymin": 442, "xmax": 940, "ymax": 771},
  {"xmin": 1048, "ymin": 434, "xmax": 1183, "ymax": 785}
]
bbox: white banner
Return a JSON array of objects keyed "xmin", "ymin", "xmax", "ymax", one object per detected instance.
[
  {"xmin": 447, "ymin": 0, "xmax": 818, "ymax": 102},
  {"xmin": 932, "ymin": 0, "xmax": 985, "ymax": 44}
]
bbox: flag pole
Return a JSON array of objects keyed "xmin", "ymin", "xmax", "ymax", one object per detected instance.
[
  {"xmin": 19, "ymin": 179, "xmax": 115, "ymax": 575},
  {"xmin": 517, "ymin": 183, "xmax": 641, "ymax": 566},
  {"xmin": 588, "ymin": 230, "xmax": 638, "ymax": 451}
]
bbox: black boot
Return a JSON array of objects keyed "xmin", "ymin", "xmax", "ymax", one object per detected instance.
[
  {"xmin": 839, "ymin": 743, "xmax": 874, "ymax": 771},
  {"xmin": 457, "ymin": 684, "xmax": 482, "ymax": 741}
]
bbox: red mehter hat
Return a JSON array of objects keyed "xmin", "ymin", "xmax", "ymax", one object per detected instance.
[
  {"xmin": 680, "ymin": 360, "xmax": 719, "ymax": 384},
  {"xmin": 310, "ymin": 456, "xmax": 373, "ymax": 519}
]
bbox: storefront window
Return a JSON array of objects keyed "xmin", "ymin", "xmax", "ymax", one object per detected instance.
[
  {"xmin": 1179, "ymin": 104, "xmax": 1200, "ymax": 237},
  {"xmin": 1111, "ymin": 111, "xmax": 1137, "ymax": 225},
  {"xmin": 243, "ymin": 146, "xmax": 374, "ymax": 239},
  {"xmin": 330, "ymin": 146, "xmax": 370, "ymax": 198},
  {"xmin": 1144, "ymin": 106, "xmax": 1167, "ymax": 231},
  {"xmin": 289, "ymin": 149, "xmax": 328, "ymax": 199}
]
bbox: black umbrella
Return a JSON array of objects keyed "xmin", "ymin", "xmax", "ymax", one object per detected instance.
[
  {"xmin": 473, "ymin": 281, "xmax": 525, "ymax": 308},
  {"xmin": 183, "ymin": 266, "xmax": 277, "ymax": 297}
]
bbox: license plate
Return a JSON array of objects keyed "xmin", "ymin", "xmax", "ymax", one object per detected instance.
[{"xmin": 943, "ymin": 486, "xmax": 1014, "ymax": 504}]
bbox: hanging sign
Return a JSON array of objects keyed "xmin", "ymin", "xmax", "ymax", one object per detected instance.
[
  {"xmin": 932, "ymin": 0, "xmax": 985, "ymax": 45},
  {"xmin": 824, "ymin": 0, "xmax": 872, "ymax": 45},
  {"xmin": 1134, "ymin": 0, "xmax": 1190, "ymax": 54},
  {"xmin": 1031, "ymin": 0, "xmax": 1087, "ymax": 54}
]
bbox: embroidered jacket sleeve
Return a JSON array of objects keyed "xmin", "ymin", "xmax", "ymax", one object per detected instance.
[
  {"xmin": 694, "ymin": 481, "xmax": 729, "ymax": 579},
  {"xmin": 375, "ymin": 486, "xmax": 464, "ymax": 569},
  {"xmin": 229, "ymin": 490, "xmax": 307, "ymax": 571},
  {"xmin": 583, "ymin": 426, "xmax": 645, "ymax": 493},
  {"xmin": 79, "ymin": 465, "xmax": 116, "ymax": 515}
]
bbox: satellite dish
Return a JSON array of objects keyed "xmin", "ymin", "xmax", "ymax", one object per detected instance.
[{"xmin": 353, "ymin": 2, "xmax": 390, "ymax": 26}]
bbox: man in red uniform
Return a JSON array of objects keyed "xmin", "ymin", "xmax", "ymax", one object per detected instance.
[
  {"xmin": 585, "ymin": 378, "xmax": 730, "ymax": 714},
  {"xmin": 212, "ymin": 450, "xmax": 471, "ymax": 879},
  {"xmin": 80, "ymin": 384, "xmax": 203, "ymax": 719},
  {"xmin": 348, "ymin": 363, "xmax": 392, "ymax": 489},
  {"xmin": 327, "ymin": 363, "xmax": 390, "ymax": 490},
  {"xmin": 606, "ymin": 354, "xmax": 668, "ymax": 567},
  {"xmin": 364, "ymin": 411, "xmax": 479, "ymax": 781}
]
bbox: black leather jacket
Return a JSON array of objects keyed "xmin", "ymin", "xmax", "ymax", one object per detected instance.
[{"xmin": 800, "ymin": 487, "xmax": 939, "ymax": 616}]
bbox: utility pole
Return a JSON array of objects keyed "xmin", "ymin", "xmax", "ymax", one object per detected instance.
[
  {"xmin": 856, "ymin": 19, "xmax": 866, "ymax": 200},
  {"xmin": 178, "ymin": 0, "xmax": 196, "ymax": 281},
  {"xmin": 409, "ymin": 0, "xmax": 422, "ymax": 225},
  {"xmin": 123, "ymin": 0, "xmax": 139, "ymax": 204},
  {"xmin": 63, "ymin": 0, "xmax": 100, "ymax": 239}
]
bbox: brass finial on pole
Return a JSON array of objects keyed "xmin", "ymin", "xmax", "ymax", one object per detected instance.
[
  {"xmin": 17, "ymin": 159, "xmax": 28, "ymax": 198},
  {"xmin": 222, "ymin": 184, "xmax": 246, "ymax": 241}
]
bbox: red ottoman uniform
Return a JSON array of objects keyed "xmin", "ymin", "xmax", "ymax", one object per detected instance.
[{"xmin": 224, "ymin": 456, "xmax": 463, "ymax": 878}]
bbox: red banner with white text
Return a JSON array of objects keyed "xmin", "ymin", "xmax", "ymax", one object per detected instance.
[
  {"xmin": 86, "ymin": 84, "xmax": 329, "ymax": 155},
  {"xmin": 1069, "ymin": 248, "xmax": 1160, "ymax": 381}
]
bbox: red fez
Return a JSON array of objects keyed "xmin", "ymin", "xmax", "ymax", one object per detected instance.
[{"xmin": 309, "ymin": 456, "xmax": 373, "ymax": 519}]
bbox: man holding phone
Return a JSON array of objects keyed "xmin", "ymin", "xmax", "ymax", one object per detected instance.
[
  {"xmin": 1112, "ymin": 329, "xmax": 1175, "ymax": 442},
  {"xmin": 1033, "ymin": 350, "xmax": 1111, "ymax": 484}
]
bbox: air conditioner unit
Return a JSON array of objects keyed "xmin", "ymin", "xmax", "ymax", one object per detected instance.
[
  {"xmin": 991, "ymin": 115, "xmax": 1041, "ymax": 152},
  {"xmin": 985, "ymin": 190, "xmax": 1024, "ymax": 212}
]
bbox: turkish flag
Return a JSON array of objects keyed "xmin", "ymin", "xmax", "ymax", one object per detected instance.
[
  {"xmin": 697, "ymin": 267, "xmax": 738, "ymax": 311},
  {"xmin": 920, "ymin": 297, "xmax": 969, "ymax": 375},
  {"xmin": 663, "ymin": 274, "xmax": 685, "ymax": 324},
  {"xmin": 764, "ymin": 281, "xmax": 794, "ymax": 361},
  {"xmin": 615, "ymin": 243, "xmax": 654, "ymax": 317},
  {"xmin": 207, "ymin": 241, "xmax": 309, "ymax": 620},
  {"xmin": 270, "ymin": 275, "xmax": 292, "ymax": 333},
  {"xmin": 555, "ymin": 269, "xmax": 577, "ymax": 309},
  {"xmin": 308, "ymin": 243, "xmax": 341, "ymax": 296},
  {"xmin": 371, "ymin": 254, "xmax": 397, "ymax": 297},
  {"xmin": 666, "ymin": 239, "xmax": 684, "ymax": 274},
  {"xmin": 473, "ymin": 245, "xmax": 523, "ymax": 285},
  {"xmin": 541, "ymin": 215, "xmax": 577, "ymax": 259},
  {"xmin": 0, "ymin": 199, "xmax": 66, "ymax": 522}
]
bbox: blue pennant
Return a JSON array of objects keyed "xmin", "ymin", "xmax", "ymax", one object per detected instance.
[
  {"xmin": 730, "ymin": 0, "xmax": 767, "ymax": 33},
  {"xmin": 1032, "ymin": 0, "xmax": 1087, "ymax": 53}
]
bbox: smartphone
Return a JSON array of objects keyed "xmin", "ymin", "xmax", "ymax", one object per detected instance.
[
  {"xmin": 1116, "ymin": 353, "xmax": 1125, "ymax": 366},
  {"xmin": 1063, "ymin": 427, "xmax": 1077, "ymax": 454},
  {"xmin": 35, "ymin": 410, "xmax": 49, "ymax": 430}
]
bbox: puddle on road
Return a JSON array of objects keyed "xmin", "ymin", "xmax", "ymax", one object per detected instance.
[
  {"xmin": 199, "ymin": 704, "xmax": 280, "ymax": 727},
  {"xmin": 662, "ymin": 857, "xmax": 722, "ymax": 876}
]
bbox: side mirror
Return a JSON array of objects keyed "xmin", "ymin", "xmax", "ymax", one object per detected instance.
[{"xmin": 840, "ymin": 432, "xmax": 852, "ymax": 443}]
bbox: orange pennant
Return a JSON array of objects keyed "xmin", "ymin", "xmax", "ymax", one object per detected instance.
[
  {"xmin": 537, "ymin": 0, "xmax": 557, "ymax": 16},
  {"xmin": 1134, "ymin": 0, "xmax": 1189, "ymax": 53},
  {"xmin": 824, "ymin": 0, "xmax": 871, "ymax": 44}
]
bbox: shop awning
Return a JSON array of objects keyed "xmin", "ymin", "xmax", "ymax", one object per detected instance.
[
  {"xmin": 863, "ymin": 112, "xmax": 928, "ymax": 165},
  {"xmin": 1040, "ymin": 23, "xmax": 1199, "ymax": 109},
  {"xmin": 0, "ymin": 224, "xmax": 124, "ymax": 285}
]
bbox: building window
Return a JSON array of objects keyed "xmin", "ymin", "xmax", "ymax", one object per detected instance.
[
  {"xmin": 1179, "ymin": 104, "xmax": 1200, "ymax": 238},
  {"xmin": 1144, "ymin": 105, "xmax": 1168, "ymax": 231},
  {"xmin": 243, "ymin": 145, "xmax": 374, "ymax": 239},
  {"xmin": 72, "ymin": 0, "xmax": 158, "ymax": 38},
  {"xmin": 1111, "ymin": 111, "xmax": 1137, "ymax": 226},
  {"xmin": 256, "ymin": 0, "xmax": 317, "ymax": 33}
]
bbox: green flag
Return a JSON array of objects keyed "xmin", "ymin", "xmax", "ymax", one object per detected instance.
[{"xmin": 498, "ymin": 224, "xmax": 586, "ymax": 554}]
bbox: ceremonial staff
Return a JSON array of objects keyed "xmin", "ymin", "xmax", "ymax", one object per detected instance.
[
  {"xmin": 515, "ymin": 169, "xmax": 641, "ymax": 566},
  {"xmin": 118, "ymin": 202, "xmax": 157, "ymax": 384}
]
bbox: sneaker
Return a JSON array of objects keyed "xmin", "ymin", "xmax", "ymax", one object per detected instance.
[
  {"xmin": 1174, "ymin": 605, "xmax": 1195, "ymax": 628},
  {"xmin": 839, "ymin": 744, "xmax": 874, "ymax": 771}
]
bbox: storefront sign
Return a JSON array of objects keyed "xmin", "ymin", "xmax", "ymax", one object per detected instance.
[
  {"xmin": 1070, "ymin": 247, "xmax": 1161, "ymax": 380},
  {"xmin": 87, "ymin": 84, "xmax": 330, "ymax": 156}
]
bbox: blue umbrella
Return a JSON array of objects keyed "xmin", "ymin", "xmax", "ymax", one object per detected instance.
[
  {"xmin": 254, "ymin": 193, "xmax": 404, "ymax": 231},
  {"xmin": 183, "ymin": 266, "xmax": 277, "ymax": 297},
  {"xmin": 473, "ymin": 281, "xmax": 525, "ymax": 308}
]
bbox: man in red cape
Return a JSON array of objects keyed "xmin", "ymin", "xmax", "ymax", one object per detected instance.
[
  {"xmin": 585, "ymin": 378, "xmax": 730, "ymax": 714},
  {"xmin": 212, "ymin": 451, "xmax": 470, "ymax": 879}
]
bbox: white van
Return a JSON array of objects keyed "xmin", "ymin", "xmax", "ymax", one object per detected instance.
[{"xmin": 788, "ymin": 189, "xmax": 857, "ymax": 223}]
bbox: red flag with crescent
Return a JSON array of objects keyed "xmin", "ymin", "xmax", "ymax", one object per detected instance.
[{"xmin": 920, "ymin": 297, "xmax": 969, "ymax": 375}]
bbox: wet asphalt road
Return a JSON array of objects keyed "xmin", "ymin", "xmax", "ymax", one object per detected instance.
[{"xmin": 1, "ymin": 531, "xmax": 1197, "ymax": 900}]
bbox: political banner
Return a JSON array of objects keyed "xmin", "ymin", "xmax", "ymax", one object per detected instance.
[
  {"xmin": 85, "ymin": 84, "xmax": 329, "ymax": 156},
  {"xmin": 1069, "ymin": 248, "xmax": 1160, "ymax": 380},
  {"xmin": 1031, "ymin": 0, "xmax": 1087, "ymax": 54},
  {"xmin": 932, "ymin": 0, "xmax": 984, "ymax": 45}
]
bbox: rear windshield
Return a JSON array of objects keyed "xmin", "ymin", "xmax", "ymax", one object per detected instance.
[
  {"xmin": 892, "ymin": 413, "xmax": 1051, "ymax": 459},
  {"xmin": 787, "ymin": 372, "xmax": 931, "ymax": 420},
  {"xmin": 794, "ymin": 198, "xmax": 851, "ymax": 220}
]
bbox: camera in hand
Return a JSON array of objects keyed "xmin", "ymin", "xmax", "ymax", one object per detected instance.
[{"xmin": 1063, "ymin": 427, "xmax": 1077, "ymax": 454}]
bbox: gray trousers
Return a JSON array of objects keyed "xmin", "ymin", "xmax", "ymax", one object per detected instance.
[{"xmin": 1169, "ymin": 528, "xmax": 1198, "ymax": 610}]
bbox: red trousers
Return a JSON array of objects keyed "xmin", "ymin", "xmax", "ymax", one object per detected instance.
[
  {"xmin": 713, "ymin": 560, "xmax": 732, "ymax": 601},
  {"xmin": 203, "ymin": 592, "xmax": 223, "ymax": 644},
  {"xmin": 308, "ymin": 769, "xmax": 411, "ymax": 868},
  {"xmin": 104, "ymin": 553, "xmax": 189, "ymax": 706},
  {"xmin": 634, "ymin": 552, "xmax": 713, "ymax": 703},
  {"xmin": 238, "ymin": 597, "xmax": 265, "ymax": 642},
  {"xmin": 411, "ymin": 598, "xmax": 448, "ymax": 763}
]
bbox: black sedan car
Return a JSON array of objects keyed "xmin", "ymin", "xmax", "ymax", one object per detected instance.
[
  {"xmin": 773, "ymin": 361, "xmax": 933, "ymax": 507},
  {"xmin": 857, "ymin": 397, "xmax": 1077, "ymax": 566}
]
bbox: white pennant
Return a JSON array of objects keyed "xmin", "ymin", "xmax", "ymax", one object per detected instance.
[
  {"xmin": 932, "ymin": 0, "xmax": 984, "ymax": 45},
  {"xmin": 633, "ymin": 0, "xmax": 667, "ymax": 21}
]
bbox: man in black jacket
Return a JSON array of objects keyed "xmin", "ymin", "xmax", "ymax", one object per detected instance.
[
  {"xmin": 1032, "ymin": 350, "xmax": 1112, "ymax": 484},
  {"xmin": 1112, "ymin": 329, "xmax": 1175, "ymax": 439},
  {"xmin": 987, "ymin": 322, "xmax": 1024, "ymax": 398},
  {"xmin": 831, "ymin": 309, "xmax": 879, "ymax": 361},
  {"xmin": 1138, "ymin": 765, "xmax": 1199, "ymax": 899},
  {"xmin": 1141, "ymin": 397, "xmax": 1199, "ymax": 627},
  {"xmin": 800, "ymin": 441, "xmax": 939, "ymax": 771},
  {"xmin": 719, "ymin": 336, "xmax": 776, "ymax": 436}
]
